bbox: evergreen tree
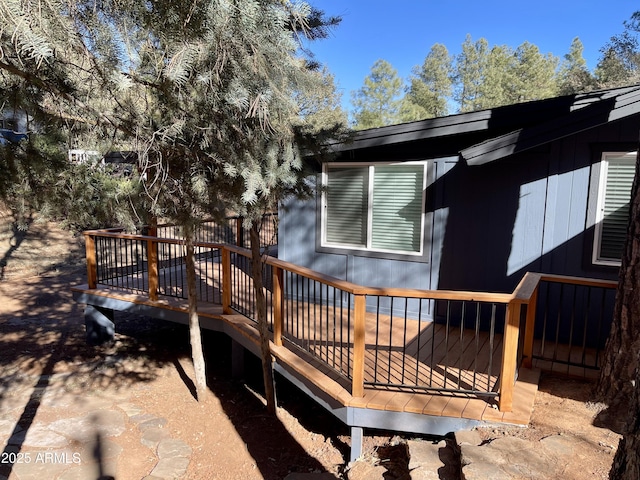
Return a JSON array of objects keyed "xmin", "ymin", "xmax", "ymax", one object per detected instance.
[
  {"xmin": 454, "ymin": 35, "xmax": 489, "ymax": 113},
  {"xmin": 454, "ymin": 36, "xmax": 558, "ymax": 112},
  {"xmin": 351, "ymin": 59, "xmax": 404, "ymax": 129},
  {"xmin": 0, "ymin": 0, "xmax": 344, "ymax": 407},
  {"xmin": 405, "ymin": 43, "xmax": 452, "ymax": 118},
  {"xmin": 558, "ymin": 37, "xmax": 595, "ymax": 95},
  {"xmin": 596, "ymin": 34, "xmax": 640, "ymax": 87},
  {"xmin": 509, "ymin": 41, "xmax": 558, "ymax": 103},
  {"xmin": 397, "ymin": 97, "xmax": 428, "ymax": 123},
  {"xmin": 596, "ymin": 13, "xmax": 640, "ymax": 87},
  {"xmin": 600, "ymin": 10, "xmax": 640, "ymax": 480},
  {"xmin": 474, "ymin": 44, "xmax": 515, "ymax": 110},
  {"xmin": 600, "ymin": 151, "xmax": 640, "ymax": 480},
  {"xmin": 297, "ymin": 67, "xmax": 348, "ymax": 134},
  {"xmin": 595, "ymin": 47, "xmax": 634, "ymax": 87}
]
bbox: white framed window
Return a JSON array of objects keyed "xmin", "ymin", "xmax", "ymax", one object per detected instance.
[
  {"xmin": 321, "ymin": 162, "xmax": 427, "ymax": 255},
  {"xmin": 593, "ymin": 152, "xmax": 636, "ymax": 266}
]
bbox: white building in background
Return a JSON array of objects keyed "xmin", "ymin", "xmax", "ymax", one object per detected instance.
[{"xmin": 68, "ymin": 149, "xmax": 101, "ymax": 163}]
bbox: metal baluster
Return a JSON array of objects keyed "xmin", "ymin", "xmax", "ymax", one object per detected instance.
[{"xmin": 487, "ymin": 304, "xmax": 496, "ymax": 392}]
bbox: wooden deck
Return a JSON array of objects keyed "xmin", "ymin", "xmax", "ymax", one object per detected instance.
[
  {"xmin": 73, "ymin": 225, "xmax": 618, "ymax": 461},
  {"xmin": 72, "ymin": 278, "xmax": 539, "ymax": 428}
]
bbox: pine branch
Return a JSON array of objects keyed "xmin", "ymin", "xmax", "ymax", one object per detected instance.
[{"xmin": 0, "ymin": 59, "xmax": 134, "ymax": 136}]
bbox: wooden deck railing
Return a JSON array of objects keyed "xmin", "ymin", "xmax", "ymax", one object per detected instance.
[
  {"xmin": 81, "ymin": 228, "xmax": 617, "ymax": 413},
  {"xmin": 518, "ymin": 273, "xmax": 617, "ymax": 375},
  {"xmin": 151, "ymin": 214, "xmax": 278, "ymax": 249}
]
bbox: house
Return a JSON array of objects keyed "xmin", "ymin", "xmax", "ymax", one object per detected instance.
[
  {"xmin": 280, "ymin": 85, "xmax": 639, "ymax": 306},
  {"xmin": 72, "ymin": 87, "xmax": 635, "ymax": 461}
]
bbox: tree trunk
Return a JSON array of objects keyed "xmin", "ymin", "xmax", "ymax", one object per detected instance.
[
  {"xmin": 184, "ymin": 224, "xmax": 208, "ymax": 401},
  {"xmin": 598, "ymin": 150, "xmax": 640, "ymax": 479},
  {"xmin": 609, "ymin": 352, "xmax": 640, "ymax": 480},
  {"xmin": 597, "ymin": 150, "xmax": 640, "ymax": 406},
  {"xmin": 249, "ymin": 222, "xmax": 277, "ymax": 414}
]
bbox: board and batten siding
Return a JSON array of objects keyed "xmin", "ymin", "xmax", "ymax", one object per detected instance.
[
  {"xmin": 279, "ymin": 120, "xmax": 632, "ymax": 305},
  {"xmin": 279, "ymin": 170, "xmax": 438, "ymax": 292}
]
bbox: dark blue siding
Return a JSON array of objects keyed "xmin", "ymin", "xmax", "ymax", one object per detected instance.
[{"xmin": 279, "ymin": 119, "xmax": 634, "ymax": 314}]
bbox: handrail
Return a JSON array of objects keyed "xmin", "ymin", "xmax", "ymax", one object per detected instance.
[
  {"xmin": 84, "ymin": 228, "xmax": 522, "ymax": 303},
  {"xmin": 81, "ymin": 229, "xmax": 618, "ymax": 413},
  {"xmin": 538, "ymin": 273, "xmax": 618, "ymax": 289},
  {"xmin": 520, "ymin": 273, "xmax": 617, "ymax": 376}
]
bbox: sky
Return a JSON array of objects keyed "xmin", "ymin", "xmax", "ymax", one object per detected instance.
[{"xmin": 305, "ymin": 1, "xmax": 640, "ymax": 114}]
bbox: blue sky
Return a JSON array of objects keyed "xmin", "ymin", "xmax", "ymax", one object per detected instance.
[{"xmin": 306, "ymin": 1, "xmax": 639, "ymax": 113}]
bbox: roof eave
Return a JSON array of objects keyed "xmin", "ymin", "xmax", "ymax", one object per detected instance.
[{"xmin": 461, "ymin": 86, "xmax": 640, "ymax": 166}]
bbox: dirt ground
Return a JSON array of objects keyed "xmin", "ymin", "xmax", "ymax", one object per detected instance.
[{"xmin": 0, "ymin": 210, "xmax": 624, "ymax": 479}]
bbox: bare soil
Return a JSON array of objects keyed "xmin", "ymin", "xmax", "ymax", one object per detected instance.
[{"xmin": 0, "ymin": 210, "xmax": 624, "ymax": 479}]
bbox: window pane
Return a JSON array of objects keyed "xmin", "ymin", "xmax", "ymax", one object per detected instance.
[
  {"xmin": 600, "ymin": 158, "xmax": 635, "ymax": 260},
  {"xmin": 325, "ymin": 167, "xmax": 368, "ymax": 246},
  {"xmin": 371, "ymin": 165, "xmax": 424, "ymax": 252}
]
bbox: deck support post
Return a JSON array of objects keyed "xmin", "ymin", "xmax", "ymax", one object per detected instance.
[
  {"xmin": 349, "ymin": 426, "xmax": 364, "ymax": 463},
  {"xmin": 352, "ymin": 294, "xmax": 366, "ymax": 398},
  {"xmin": 84, "ymin": 305, "xmax": 115, "ymax": 345},
  {"xmin": 231, "ymin": 339, "xmax": 245, "ymax": 379},
  {"xmin": 522, "ymin": 286, "xmax": 538, "ymax": 369},
  {"xmin": 84, "ymin": 233, "xmax": 97, "ymax": 289},
  {"xmin": 272, "ymin": 266, "xmax": 284, "ymax": 346},
  {"xmin": 222, "ymin": 248, "xmax": 232, "ymax": 314},
  {"xmin": 498, "ymin": 302, "xmax": 522, "ymax": 412}
]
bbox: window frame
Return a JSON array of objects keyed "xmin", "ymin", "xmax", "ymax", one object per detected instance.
[
  {"xmin": 320, "ymin": 161, "xmax": 428, "ymax": 257},
  {"xmin": 592, "ymin": 151, "xmax": 636, "ymax": 266}
]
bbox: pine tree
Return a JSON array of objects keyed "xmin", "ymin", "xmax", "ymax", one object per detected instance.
[
  {"xmin": 405, "ymin": 43, "xmax": 452, "ymax": 118},
  {"xmin": 599, "ymin": 11, "xmax": 640, "ymax": 479},
  {"xmin": 351, "ymin": 59, "xmax": 404, "ymax": 129},
  {"xmin": 509, "ymin": 41, "xmax": 558, "ymax": 103},
  {"xmin": 595, "ymin": 13, "xmax": 640, "ymax": 87},
  {"xmin": 475, "ymin": 44, "xmax": 515, "ymax": 110},
  {"xmin": 453, "ymin": 36, "xmax": 558, "ymax": 112},
  {"xmin": 454, "ymin": 35, "xmax": 489, "ymax": 113},
  {"xmin": 0, "ymin": 0, "xmax": 345, "ymax": 407},
  {"xmin": 558, "ymin": 37, "xmax": 596, "ymax": 95}
]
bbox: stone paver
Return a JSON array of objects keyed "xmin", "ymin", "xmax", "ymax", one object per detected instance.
[
  {"xmin": 141, "ymin": 427, "xmax": 172, "ymax": 450},
  {"xmin": 1, "ymin": 379, "xmax": 578, "ymax": 480},
  {"xmin": 8, "ymin": 424, "xmax": 69, "ymax": 448},
  {"xmin": 343, "ymin": 428, "xmax": 586, "ymax": 480},
  {"xmin": 157, "ymin": 438, "xmax": 192, "ymax": 459},
  {"xmin": 0, "ymin": 381, "xmax": 192, "ymax": 480},
  {"xmin": 458, "ymin": 432, "xmax": 574, "ymax": 480},
  {"xmin": 148, "ymin": 457, "xmax": 190, "ymax": 479}
]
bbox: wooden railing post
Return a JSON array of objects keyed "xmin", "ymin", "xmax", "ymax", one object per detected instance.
[
  {"xmin": 498, "ymin": 301, "xmax": 521, "ymax": 412},
  {"xmin": 147, "ymin": 238, "xmax": 158, "ymax": 302},
  {"xmin": 522, "ymin": 285, "xmax": 539, "ymax": 369},
  {"xmin": 352, "ymin": 294, "xmax": 366, "ymax": 398},
  {"xmin": 222, "ymin": 247, "xmax": 232, "ymax": 314},
  {"xmin": 272, "ymin": 266, "xmax": 284, "ymax": 346},
  {"xmin": 84, "ymin": 233, "xmax": 97, "ymax": 289}
]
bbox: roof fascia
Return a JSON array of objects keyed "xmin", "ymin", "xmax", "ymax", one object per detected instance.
[
  {"xmin": 461, "ymin": 86, "xmax": 640, "ymax": 166},
  {"xmin": 328, "ymin": 110, "xmax": 494, "ymax": 152}
]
